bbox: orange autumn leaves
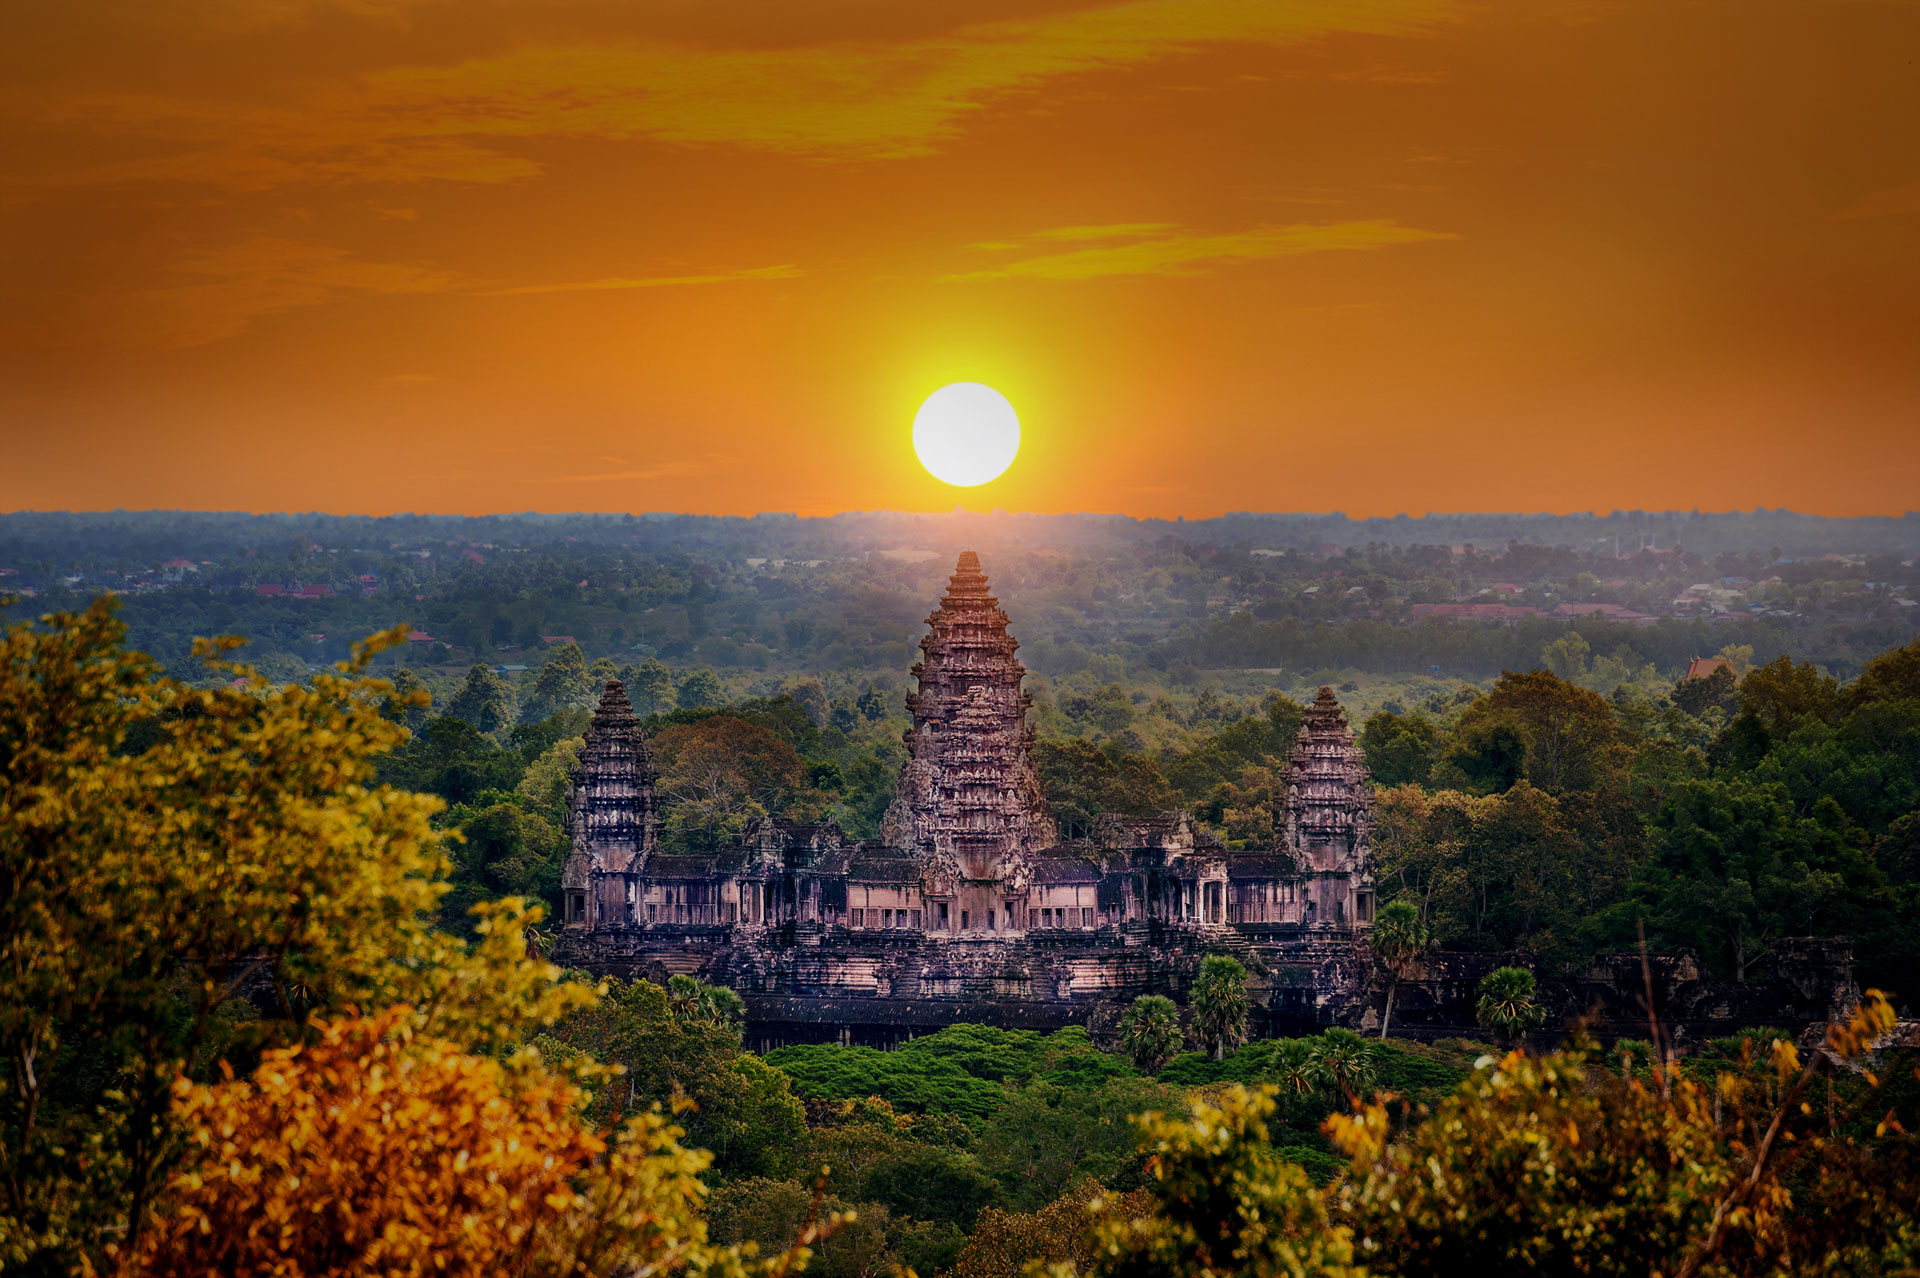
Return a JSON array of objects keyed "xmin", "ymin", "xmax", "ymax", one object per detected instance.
[
  {"xmin": 125, "ymin": 1010, "xmax": 601, "ymax": 1278},
  {"xmin": 121, "ymin": 1006, "xmax": 834, "ymax": 1278}
]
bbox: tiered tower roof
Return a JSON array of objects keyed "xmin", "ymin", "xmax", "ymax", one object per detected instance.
[
  {"xmin": 566, "ymin": 680, "xmax": 660, "ymax": 873},
  {"xmin": 884, "ymin": 551, "xmax": 1056, "ymax": 892},
  {"xmin": 1281, "ymin": 686, "xmax": 1372, "ymax": 854}
]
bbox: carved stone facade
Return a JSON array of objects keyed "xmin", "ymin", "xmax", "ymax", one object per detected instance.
[{"xmin": 553, "ymin": 551, "xmax": 1379, "ymax": 1041}]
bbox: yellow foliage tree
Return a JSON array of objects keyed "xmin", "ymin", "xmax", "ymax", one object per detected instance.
[
  {"xmin": 1328, "ymin": 992, "xmax": 1907, "ymax": 1278},
  {"xmin": 1070, "ymin": 1085, "xmax": 1366, "ymax": 1278},
  {"xmin": 955, "ymin": 1179, "xmax": 1152, "ymax": 1278},
  {"xmin": 120, "ymin": 1008, "xmax": 837, "ymax": 1278},
  {"xmin": 1, "ymin": 602, "xmax": 590, "ymax": 1269}
]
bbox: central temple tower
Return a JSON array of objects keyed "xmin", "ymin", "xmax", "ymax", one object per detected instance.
[{"xmin": 883, "ymin": 550, "xmax": 1057, "ymax": 932}]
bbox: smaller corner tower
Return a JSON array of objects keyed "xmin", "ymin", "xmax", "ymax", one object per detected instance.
[
  {"xmin": 1281, "ymin": 687, "xmax": 1376, "ymax": 928},
  {"xmin": 560, "ymin": 680, "xmax": 660, "ymax": 927}
]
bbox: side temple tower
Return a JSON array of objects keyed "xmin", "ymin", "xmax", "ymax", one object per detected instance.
[
  {"xmin": 881, "ymin": 551, "xmax": 1058, "ymax": 933},
  {"xmin": 560, "ymin": 679, "xmax": 661, "ymax": 927},
  {"xmin": 1280, "ymin": 687, "xmax": 1376, "ymax": 927}
]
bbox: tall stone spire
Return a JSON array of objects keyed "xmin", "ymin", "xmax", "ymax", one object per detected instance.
[
  {"xmin": 884, "ymin": 551, "xmax": 1056, "ymax": 922},
  {"xmin": 564, "ymin": 680, "xmax": 661, "ymax": 878}
]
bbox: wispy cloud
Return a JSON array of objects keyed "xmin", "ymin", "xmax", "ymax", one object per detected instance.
[
  {"xmin": 480, "ymin": 263, "xmax": 802, "ymax": 296},
  {"xmin": 6, "ymin": 0, "xmax": 1461, "ymax": 192},
  {"xmin": 1031, "ymin": 222, "xmax": 1178, "ymax": 241},
  {"xmin": 124, "ymin": 237, "xmax": 455, "ymax": 346},
  {"xmin": 944, "ymin": 219, "xmax": 1454, "ymax": 281}
]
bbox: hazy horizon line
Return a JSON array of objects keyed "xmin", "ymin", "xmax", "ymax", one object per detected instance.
[{"xmin": 3, "ymin": 506, "xmax": 1918, "ymax": 523}]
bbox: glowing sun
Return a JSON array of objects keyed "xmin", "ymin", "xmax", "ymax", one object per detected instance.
[{"xmin": 913, "ymin": 382, "xmax": 1020, "ymax": 486}]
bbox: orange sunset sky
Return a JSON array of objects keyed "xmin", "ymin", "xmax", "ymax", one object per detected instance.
[{"xmin": 2, "ymin": 0, "xmax": 1917, "ymax": 518}]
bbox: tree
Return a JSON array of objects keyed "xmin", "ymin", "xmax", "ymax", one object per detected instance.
[
  {"xmin": 1330, "ymin": 994, "xmax": 1906, "ymax": 1278},
  {"xmin": 652, "ymin": 715, "xmax": 813, "ymax": 847},
  {"xmin": 667, "ymin": 973, "xmax": 747, "ymax": 1032},
  {"xmin": 677, "ymin": 667, "xmax": 727, "ymax": 710},
  {"xmin": 707, "ymin": 1177, "xmax": 891, "ymax": 1278},
  {"xmin": 976, "ymin": 1075, "xmax": 1178, "ymax": 1213},
  {"xmin": 955, "ymin": 1178, "xmax": 1155, "ymax": 1278},
  {"xmin": 0, "ymin": 604, "xmax": 592, "ymax": 1271},
  {"xmin": 1450, "ymin": 670, "xmax": 1625, "ymax": 795},
  {"xmin": 378, "ymin": 715, "xmax": 524, "ymax": 805},
  {"xmin": 514, "ymin": 733, "xmax": 584, "ymax": 826},
  {"xmin": 1843, "ymin": 638, "xmax": 1920, "ymax": 712},
  {"xmin": 1437, "ymin": 720, "xmax": 1527, "ymax": 794},
  {"xmin": 631, "ymin": 657, "xmax": 675, "ymax": 715},
  {"xmin": 1358, "ymin": 710, "xmax": 1438, "ymax": 787},
  {"xmin": 1190, "ymin": 955, "xmax": 1251, "ymax": 1060},
  {"xmin": 521, "ymin": 643, "xmax": 594, "ymax": 723},
  {"xmin": 123, "ymin": 1010, "xmax": 602, "ymax": 1278},
  {"xmin": 442, "ymin": 800, "xmax": 567, "ymax": 924},
  {"xmin": 1117, "ymin": 994, "xmax": 1184, "ymax": 1073},
  {"xmin": 1307, "ymin": 1027, "xmax": 1379, "ymax": 1098},
  {"xmin": 547, "ymin": 977, "xmax": 805, "ymax": 1181},
  {"xmin": 1036, "ymin": 739, "xmax": 1178, "ymax": 840},
  {"xmin": 857, "ymin": 683, "xmax": 889, "ymax": 722},
  {"xmin": 381, "ymin": 666, "xmax": 433, "ymax": 731},
  {"xmin": 126, "ymin": 1008, "xmax": 832, "ymax": 1278},
  {"xmin": 1474, "ymin": 967, "xmax": 1545, "ymax": 1046},
  {"xmin": 1640, "ymin": 776, "xmax": 1856, "ymax": 981},
  {"xmin": 781, "ymin": 676, "xmax": 830, "ymax": 727},
  {"xmin": 1672, "ymin": 663, "xmax": 1737, "ymax": 717},
  {"xmin": 1540, "ymin": 631, "xmax": 1591, "ymax": 682},
  {"xmin": 1736, "ymin": 654, "xmax": 1839, "ymax": 738},
  {"xmin": 1369, "ymin": 900, "xmax": 1428, "ymax": 1039},
  {"xmin": 1076, "ymin": 1085, "xmax": 1364, "ymax": 1278},
  {"xmin": 443, "ymin": 662, "xmax": 515, "ymax": 735}
]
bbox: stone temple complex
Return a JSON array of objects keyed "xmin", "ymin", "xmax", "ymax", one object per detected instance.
[
  {"xmin": 554, "ymin": 550, "xmax": 1859, "ymax": 1045},
  {"xmin": 555, "ymin": 550, "xmax": 1386, "ymax": 1043}
]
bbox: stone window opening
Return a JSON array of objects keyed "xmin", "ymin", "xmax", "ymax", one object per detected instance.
[
  {"xmin": 851, "ymin": 908, "xmax": 864, "ymax": 928},
  {"xmin": 938, "ymin": 902, "xmax": 950, "ymax": 929},
  {"xmin": 1082, "ymin": 907, "xmax": 1093, "ymax": 927},
  {"xmin": 961, "ymin": 909, "xmax": 970, "ymax": 929}
]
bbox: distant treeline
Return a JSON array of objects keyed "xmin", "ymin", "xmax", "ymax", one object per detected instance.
[{"xmin": 1167, "ymin": 612, "xmax": 1920, "ymax": 682}]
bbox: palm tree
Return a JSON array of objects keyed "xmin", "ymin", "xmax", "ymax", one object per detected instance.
[
  {"xmin": 1190, "ymin": 955, "xmax": 1251, "ymax": 1060},
  {"xmin": 1369, "ymin": 900, "xmax": 1429, "ymax": 1040},
  {"xmin": 693, "ymin": 983, "xmax": 746, "ymax": 1033},
  {"xmin": 1308, "ymin": 1027, "xmax": 1379, "ymax": 1098},
  {"xmin": 1269, "ymin": 1038, "xmax": 1319, "ymax": 1095},
  {"xmin": 665, "ymin": 975, "xmax": 746, "ymax": 1034},
  {"xmin": 1117, "ymin": 994, "xmax": 1183, "ymax": 1072},
  {"xmin": 665, "ymin": 973, "xmax": 702, "ymax": 1020},
  {"xmin": 1476, "ymin": 966, "xmax": 1546, "ymax": 1048}
]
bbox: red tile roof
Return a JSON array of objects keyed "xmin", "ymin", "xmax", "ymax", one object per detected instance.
[
  {"xmin": 1407, "ymin": 602, "xmax": 1543, "ymax": 620},
  {"xmin": 1683, "ymin": 656, "xmax": 1728, "ymax": 681}
]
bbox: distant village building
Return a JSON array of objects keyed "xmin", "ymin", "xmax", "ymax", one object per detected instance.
[
  {"xmin": 555, "ymin": 552, "xmax": 1379, "ymax": 1042},
  {"xmin": 1682, "ymin": 655, "xmax": 1730, "ymax": 681}
]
